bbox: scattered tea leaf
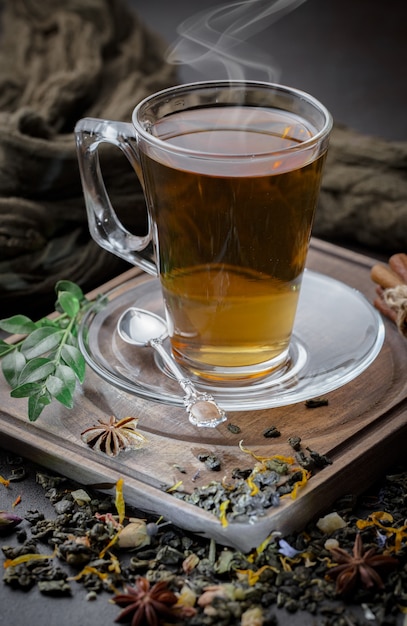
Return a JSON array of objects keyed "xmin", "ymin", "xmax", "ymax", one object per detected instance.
[
  {"xmin": 4, "ymin": 550, "xmax": 56, "ymax": 568},
  {"xmin": 227, "ymin": 423, "xmax": 241, "ymax": 434},
  {"xmin": 305, "ymin": 397, "xmax": 329, "ymax": 408},
  {"xmin": 263, "ymin": 425, "xmax": 281, "ymax": 438},
  {"xmin": 0, "ymin": 475, "xmax": 10, "ymax": 487}
]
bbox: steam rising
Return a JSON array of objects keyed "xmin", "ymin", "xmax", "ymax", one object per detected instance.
[{"xmin": 166, "ymin": 0, "xmax": 308, "ymax": 82}]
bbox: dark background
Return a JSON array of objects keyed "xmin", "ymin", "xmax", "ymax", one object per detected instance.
[{"xmin": 136, "ymin": 0, "xmax": 407, "ymax": 142}]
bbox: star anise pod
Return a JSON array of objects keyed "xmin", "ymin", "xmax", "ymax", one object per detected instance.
[
  {"xmin": 327, "ymin": 532, "xmax": 398, "ymax": 596},
  {"xmin": 81, "ymin": 415, "xmax": 146, "ymax": 457},
  {"xmin": 112, "ymin": 577, "xmax": 180, "ymax": 626}
]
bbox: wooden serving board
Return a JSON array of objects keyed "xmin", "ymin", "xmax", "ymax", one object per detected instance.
[{"xmin": 1, "ymin": 239, "xmax": 406, "ymax": 552}]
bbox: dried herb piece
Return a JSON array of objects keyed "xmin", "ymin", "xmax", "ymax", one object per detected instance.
[
  {"xmin": 295, "ymin": 446, "xmax": 332, "ymax": 471},
  {"xmin": 288, "ymin": 436, "xmax": 302, "ymax": 451},
  {"xmin": 112, "ymin": 578, "xmax": 180, "ymax": 625},
  {"xmin": 356, "ymin": 510, "xmax": 407, "ymax": 553},
  {"xmin": 0, "ymin": 511, "xmax": 23, "ymax": 535},
  {"xmin": 305, "ymin": 397, "xmax": 329, "ymax": 408},
  {"xmin": 294, "ymin": 449, "xmax": 314, "ymax": 470},
  {"xmin": 371, "ymin": 253, "xmax": 407, "ymax": 334},
  {"xmin": 175, "ymin": 447, "xmax": 310, "ymax": 526},
  {"xmin": 306, "ymin": 447, "xmax": 332, "ymax": 468},
  {"xmin": 37, "ymin": 578, "xmax": 71, "ymax": 596},
  {"xmin": 231, "ymin": 468, "xmax": 252, "ymax": 480},
  {"xmin": 8, "ymin": 467, "xmax": 26, "ymax": 482},
  {"xmin": 81, "ymin": 416, "xmax": 147, "ymax": 457},
  {"xmin": 227, "ymin": 423, "xmax": 241, "ymax": 434},
  {"xmin": 11, "ymin": 495, "xmax": 22, "ymax": 508},
  {"xmin": 263, "ymin": 426, "xmax": 281, "ymax": 438},
  {"xmin": 1, "ymin": 454, "xmax": 406, "ymax": 623},
  {"xmin": 204, "ymin": 455, "xmax": 222, "ymax": 472},
  {"xmin": 197, "ymin": 452, "xmax": 222, "ymax": 472},
  {"xmin": 326, "ymin": 532, "xmax": 398, "ymax": 596},
  {"xmin": 173, "ymin": 464, "xmax": 187, "ymax": 474},
  {"xmin": 0, "ymin": 474, "xmax": 10, "ymax": 487}
]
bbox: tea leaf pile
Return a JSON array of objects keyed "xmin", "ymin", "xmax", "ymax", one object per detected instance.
[
  {"xmin": 0, "ymin": 280, "xmax": 105, "ymax": 422},
  {"xmin": 1, "ymin": 457, "xmax": 406, "ymax": 625}
]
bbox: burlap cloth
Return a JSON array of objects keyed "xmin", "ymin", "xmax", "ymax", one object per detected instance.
[
  {"xmin": 0, "ymin": 0, "xmax": 406, "ymax": 317},
  {"xmin": 315, "ymin": 125, "xmax": 407, "ymax": 253},
  {"xmin": 0, "ymin": 0, "xmax": 177, "ymax": 317}
]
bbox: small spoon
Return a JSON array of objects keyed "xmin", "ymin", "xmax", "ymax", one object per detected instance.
[{"xmin": 117, "ymin": 307, "xmax": 227, "ymax": 428}]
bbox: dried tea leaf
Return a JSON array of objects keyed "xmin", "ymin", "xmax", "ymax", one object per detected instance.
[{"xmin": 115, "ymin": 478, "xmax": 125, "ymax": 525}]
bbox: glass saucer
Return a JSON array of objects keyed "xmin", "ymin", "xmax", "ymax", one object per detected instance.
[{"xmin": 78, "ymin": 270, "xmax": 385, "ymax": 411}]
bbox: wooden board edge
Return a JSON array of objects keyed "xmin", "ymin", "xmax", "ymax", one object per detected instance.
[{"xmin": 1, "ymin": 399, "xmax": 406, "ymax": 553}]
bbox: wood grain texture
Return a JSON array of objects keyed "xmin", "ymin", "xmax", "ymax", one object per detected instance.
[{"xmin": 1, "ymin": 239, "xmax": 406, "ymax": 551}]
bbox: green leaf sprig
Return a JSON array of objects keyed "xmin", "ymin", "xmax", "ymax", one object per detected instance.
[{"xmin": 0, "ymin": 280, "xmax": 106, "ymax": 422}]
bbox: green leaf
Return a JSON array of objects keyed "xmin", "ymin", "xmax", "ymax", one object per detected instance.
[
  {"xmin": 21, "ymin": 327, "xmax": 64, "ymax": 359},
  {"xmin": 0, "ymin": 340, "xmax": 13, "ymax": 356},
  {"xmin": 2, "ymin": 351, "xmax": 26, "ymax": 387},
  {"xmin": 37, "ymin": 318, "xmax": 62, "ymax": 329},
  {"xmin": 58, "ymin": 291, "xmax": 80, "ymax": 318},
  {"xmin": 45, "ymin": 374, "xmax": 64, "ymax": 396},
  {"xmin": 56, "ymin": 280, "xmax": 84, "ymax": 301},
  {"xmin": 0, "ymin": 279, "xmax": 94, "ymax": 422},
  {"xmin": 45, "ymin": 376, "xmax": 74, "ymax": 408},
  {"xmin": 65, "ymin": 332, "xmax": 78, "ymax": 347},
  {"xmin": 55, "ymin": 364, "xmax": 76, "ymax": 393},
  {"xmin": 18, "ymin": 357, "xmax": 55, "ymax": 384},
  {"xmin": 61, "ymin": 344, "xmax": 86, "ymax": 383},
  {"xmin": 28, "ymin": 391, "xmax": 52, "ymax": 422},
  {"xmin": 0, "ymin": 315, "xmax": 37, "ymax": 335},
  {"xmin": 11, "ymin": 381, "xmax": 43, "ymax": 398}
]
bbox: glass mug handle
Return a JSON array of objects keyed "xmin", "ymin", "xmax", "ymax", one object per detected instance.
[{"xmin": 74, "ymin": 117, "xmax": 157, "ymax": 276}]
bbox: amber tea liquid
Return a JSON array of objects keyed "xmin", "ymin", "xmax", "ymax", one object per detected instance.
[{"xmin": 141, "ymin": 106, "xmax": 326, "ymax": 380}]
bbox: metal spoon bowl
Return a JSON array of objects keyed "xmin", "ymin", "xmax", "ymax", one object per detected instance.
[{"xmin": 117, "ymin": 307, "xmax": 227, "ymax": 428}]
